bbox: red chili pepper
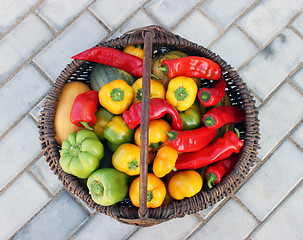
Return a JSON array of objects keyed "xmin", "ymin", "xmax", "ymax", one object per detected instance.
[
  {"xmin": 70, "ymin": 90, "xmax": 99, "ymax": 130},
  {"xmin": 158, "ymin": 56, "xmax": 221, "ymax": 80},
  {"xmin": 202, "ymin": 106, "xmax": 245, "ymax": 129},
  {"xmin": 122, "ymin": 98, "xmax": 183, "ymax": 130},
  {"xmin": 205, "ymin": 154, "xmax": 239, "ymax": 189},
  {"xmin": 166, "ymin": 126, "xmax": 217, "ymax": 153},
  {"xmin": 71, "ymin": 47, "xmax": 143, "ymax": 77},
  {"xmin": 174, "ymin": 131, "xmax": 243, "ymax": 171},
  {"xmin": 198, "ymin": 78, "xmax": 226, "ymax": 107}
]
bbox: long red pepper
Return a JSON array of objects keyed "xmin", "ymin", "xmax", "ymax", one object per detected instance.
[
  {"xmin": 174, "ymin": 131, "xmax": 243, "ymax": 171},
  {"xmin": 71, "ymin": 47, "xmax": 143, "ymax": 77},
  {"xmin": 202, "ymin": 106, "xmax": 245, "ymax": 129},
  {"xmin": 205, "ymin": 154, "xmax": 239, "ymax": 188},
  {"xmin": 166, "ymin": 126, "xmax": 217, "ymax": 153},
  {"xmin": 70, "ymin": 90, "xmax": 99, "ymax": 130},
  {"xmin": 198, "ymin": 78, "xmax": 226, "ymax": 107},
  {"xmin": 159, "ymin": 56, "xmax": 221, "ymax": 80},
  {"xmin": 122, "ymin": 98, "xmax": 183, "ymax": 130}
]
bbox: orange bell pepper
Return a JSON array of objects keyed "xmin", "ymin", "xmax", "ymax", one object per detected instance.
[
  {"xmin": 168, "ymin": 170, "xmax": 203, "ymax": 200},
  {"xmin": 129, "ymin": 173, "xmax": 166, "ymax": 208},
  {"xmin": 134, "ymin": 119, "xmax": 171, "ymax": 149},
  {"xmin": 153, "ymin": 146, "xmax": 178, "ymax": 178}
]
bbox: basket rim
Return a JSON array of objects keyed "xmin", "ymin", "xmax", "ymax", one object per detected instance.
[{"xmin": 38, "ymin": 25, "xmax": 260, "ymax": 227}]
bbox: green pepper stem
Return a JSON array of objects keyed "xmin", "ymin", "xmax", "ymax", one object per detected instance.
[
  {"xmin": 174, "ymin": 86, "xmax": 188, "ymax": 101},
  {"xmin": 110, "ymin": 88, "xmax": 125, "ymax": 102},
  {"xmin": 234, "ymin": 128, "xmax": 240, "ymax": 138},
  {"xmin": 158, "ymin": 65, "xmax": 168, "ymax": 75},
  {"xmin": 135, "ymin": 45, "xmax": 142, "ymax": 49},
  {"xmin": 206, "ymin": 172, "xmax": 218, "ymax": 189},
  {"xmin": 80, "ymin": 121, "xmax": 93, "ymax": 131},
  {"xmin": 200, "ymin": 91, "xmax": 211, "ymax": 102},
  {"xmin": 91, "ymin": 181, "xmax": 104, "ymax": 196},
  {"xmin": 151, "ymin": 73, "xmax": 160, "ymax": 80},
  {"xmin": 147, "ymin": 190, "xmax": 153, "ymax": 202},
  {"xmin": 128, "ymin": 159, "xmax": 139, "ymax": 170},
  {"xmin": 172, "ymin": 167, "xmax": 177, "ymax": 172},
  {"xmin": 203, "ymin": 116, "xmax": 216, "ymax": 127},
  {"xmin": 167, "ymin": 131, "xmax": 178, "ymax": 141}
]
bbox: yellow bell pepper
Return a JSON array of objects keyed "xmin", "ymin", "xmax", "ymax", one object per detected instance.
[
  {"xmin": 112, "ymin": 143, "xmax": 155, "ymax": 176},
  {"xmin": 123, "ymin": 45, "xmax": 144, "ymax": 60},
  {"xmin": 166, "ymin": 76, "xmax": 198, "ymax": 111},
  {"xmin": 168, "ymin": 170, "xmax": 203, "ymax": 200},
  {"xmin": 134, "ymin": 119, "xmax": 171, "ymax": 149},
  {"xmin": 129, "ymin": 173, "xmax": 166, "ymax": 208},
  {"xmin": 131, "ymin": 78, "xmax": 166, "ymax": 104},
  {"xmin": 99, "ymin": 79, "xmax": 133, "ymax": 115},
  {"xmin": 153, "ymin": 146, "xmax": 178, "ymax": 178}
]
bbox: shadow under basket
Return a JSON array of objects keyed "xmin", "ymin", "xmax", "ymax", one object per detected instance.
[{"xmin": 38, "ymin": 25, "xmax": 260, "ymax": 227}]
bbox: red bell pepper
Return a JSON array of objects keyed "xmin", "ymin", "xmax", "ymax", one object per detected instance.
[
  {"xmin": 122, "ymin": 98, "xmax": 183, "ymax": 130},
  {"xmin": 205, "ymin": 154, "xmax": 239, "ymax": 188},
  {"xmin": 202, "ymin": 106, "xmax": 245, "ymax": 129},
  {"xmin": 158, "ymin": 56, "xmax": 221, "ymax": 80},
  {"xmin": 174, "ymin": 131, "xmax": 243, "ymax": 171},
  {"xmin": 70, "ymin": 90, "xmax": 99, "ymax": 130},
  {"xmin": 71, "ymin": 47, "xmax": 143, "ymax": 77},
  {"xmin": 198, "ymin": 77, "xmax": 226, "ymax": 107},
  {"xmin": 166, "ymin": 126, "xmax": 217, "ymax": 153}
]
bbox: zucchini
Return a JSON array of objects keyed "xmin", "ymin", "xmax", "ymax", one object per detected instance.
[{"xmin": 90, "ymin": 63, "xmax": 136, "ymax": 92}]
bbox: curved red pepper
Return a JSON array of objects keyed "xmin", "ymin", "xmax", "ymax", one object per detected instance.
[
  {"xmin": 174, "ymin": 131, "xmax": 243, "ymax": 171},
  {"xmin": 71, "ymin": 47, "xmax": 143, "ymax": 77},
  {"xmin": 159, "ymin": 56, "xmax": 221, "ymax": 80},
  {"xmin": 198, "ymin": 78, "xmax": 226, "ymax": 107},
  {"xmin": 70, "ymin": 90, "xmax": 99, "ymax": 130},
  {"xmin": 166, "ymin": 126, "xmax": 217, "ymax": 153},
  {"xmin": 205, "ymin": 153, "xmax": 239, "ymax": 188},
  {"xmin": 122, "ymin": 98, "xmax": 183, "ymax": 130},
  {"xmin": 202, "ymin": 106, "xmax": 245, "ymax": 129}
]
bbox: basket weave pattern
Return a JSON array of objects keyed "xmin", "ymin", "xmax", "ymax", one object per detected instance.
[{"xmin": 38, "ymin": 25, "xmax": 259, "ymax": 226}]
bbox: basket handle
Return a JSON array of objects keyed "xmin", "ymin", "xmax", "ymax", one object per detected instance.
[{"xmin": 138, "ymin": 30, "xmax": 154, "ymax": 219}]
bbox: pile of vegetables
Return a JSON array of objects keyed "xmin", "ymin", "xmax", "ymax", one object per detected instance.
[{"xmin": 54, "ymin": 45, "xmax": 245, "ymax": 208}]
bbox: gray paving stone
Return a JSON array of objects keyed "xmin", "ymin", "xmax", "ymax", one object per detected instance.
[
  {"xmin": 0, "ymin": 116, "xmax": 42, "ymax": 191},
  {"xmin": 236, "ymin": 139, "xmax": 303, "ymax": 221},
  {"xmin": 0, "ymin": 63, "xmax": 51, "ymax": 136},
  {"xmin": 37, "ymin": 0, "xmax": 94, "ymax": 32},
  {"xmin": 0, "ymin": 171, "xmax": 50, "ymax": 240},
  {"xmin": 13, "ymin": 190, "xmax": 89, "ymax": 240},
  {"xmin": 291, "ymin": 122, "xmax": 303, "ymax": 149},
  {"xmin": 292, "ymin": 12, "xmax": 303, "ymax": 35},
  {"xmin": 290, "ymin": 66, "xmax": 303, "ymax": 92}
]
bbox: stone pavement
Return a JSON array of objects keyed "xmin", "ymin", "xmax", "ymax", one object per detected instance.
[{"xmin": 0, "ymin": 0, "xmax": 303, "ymax": 239}]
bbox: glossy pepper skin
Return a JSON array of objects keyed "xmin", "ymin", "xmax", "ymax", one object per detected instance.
[
  {"xmin": 104, "ymin": 116, "xmax": 134, "ymax": 152},
  {"xmin": 131, "ymin": 78, "xmax": 166, "ymax": 105},
  {"xmin": 159, "ymin": 56, "xmax": 221, "ymax": 80},
  {"xmin": 198, "ymin": 78, "xmax": 226, "ymax": 107},
  {"xmin": 166, "ymin": 76, "xmax": 198, "ymax": 111},
  {"xmin": 205, "ymin": 154, "xmax": 239, "ymax": 189},
  {"xmin": 123, "ymin": 98, "xmax": 183, "ymax": 130},
  {"xmin": 112, "ymin": 143, "xmax": 155, "ymax": 176},
  {"xmin": 129, "ymin": 173, "xmax": 166, "ymax": 208},
  {"xmin": 72, "ymin": 47, "xmax": 144, "ymax": 77},
  {"xmin": 70, "ymin": 90, "xmax": 99, "ymax": 130},
  {"xmin": 202, "ymin": 106, "xmax": 245, "ymax": 129},
  {"xmin": 134, "ymin": 119, "xmax": 171, "ymax": 149},
  {"xmin": 87, "ymin": 168, "xmax": 129, "ymax": 206},
  {"xmin": 179, "ymin": 103, "xmax": 202, "ymax": 130},
  {"xmin": 59, "ymin": 130, "xmax": 104, "ymax": 178},
  {"xmin": 99, "ymin": 79, "xmax": 133, "ymax": 115},
  {"xmin": 153, "ymin": 146, "xmax": 178, "ymax": 178},
  {"xmin": 175, "ymin": 131, "xmax": 244, "ymax": 171},
  {"xmin": 168, "ymin": 170, "xmax": 203, "ymax": 200},
  {"xmin": 92, "ymin": 108, "xmax": 115, "ymax": 141},
  {"xmin": 123, "ymin": 45, "xmax": 144, "ymax": 60},
  {"xmin": 167, "ymin": 126, "xmax": 217, "ymax": 153}
]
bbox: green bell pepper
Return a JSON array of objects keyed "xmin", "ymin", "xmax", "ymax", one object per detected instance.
[
  {"xmin": 59, "ymin": 130, "xmax": 104, "ymax": 178},
  {"xmin": 93, "ymin": 108, "xmax": 115, "ymax": 141},
  {"xmin": 179, "ymin": 105, "xmax": 202, "ymax": 130},
  {"xmin": 104, "ymin": 116, "xmax": 135, "ymax": 152},
  {"xmin": 87, "ymin": 168, "xmax": 129, "ymax": 206}
]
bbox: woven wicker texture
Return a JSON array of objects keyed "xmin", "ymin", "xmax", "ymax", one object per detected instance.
[{"xmin": 38, "ymin": 25, "xmax": 260, "ymax": 227}]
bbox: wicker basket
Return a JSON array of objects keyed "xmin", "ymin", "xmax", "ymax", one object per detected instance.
[{"xmin": 38, "ymin": 25, "xmax": 260, "ymax": 227}]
